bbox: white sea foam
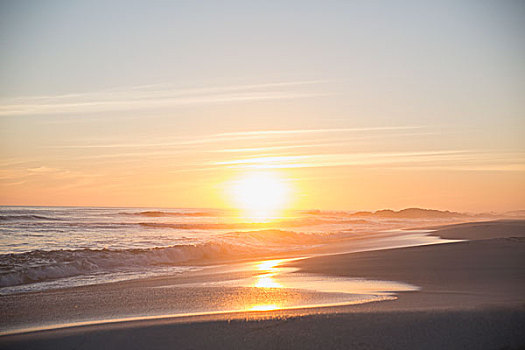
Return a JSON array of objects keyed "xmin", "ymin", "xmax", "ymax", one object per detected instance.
[{"xmin": 0, "ymin": 229, "xmax": 341, "ymax": 289}]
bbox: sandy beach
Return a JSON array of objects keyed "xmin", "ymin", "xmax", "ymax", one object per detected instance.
[
  {"xmin": 3, "ymin": 1, "xmax": 524, "ymax": 348},
  {"xmin": 1, "ymin": 220, "xmax": 524, "ymax": 349}
]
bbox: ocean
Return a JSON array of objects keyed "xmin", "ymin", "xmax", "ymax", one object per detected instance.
[{"xmin": 0, "ymin": 206, "xmax": 462, "ymax": 295}]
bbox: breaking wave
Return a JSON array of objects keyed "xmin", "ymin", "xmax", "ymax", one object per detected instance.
[
  {"xmin": 0, "ymin": 214, "xmax": 61, "ymax": 221},
  {"xmin": 0, "ymin": 230, "xmax": 337, "ymax": 288}
]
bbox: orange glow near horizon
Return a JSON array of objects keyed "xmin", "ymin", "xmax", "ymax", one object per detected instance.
[
  {"xmin": 2, "ymin": 3, "xmax": 525, "ymax": 214},
  {"xmin": 227, "ymin": 172, "xmax": 292, "ymax": 221}
]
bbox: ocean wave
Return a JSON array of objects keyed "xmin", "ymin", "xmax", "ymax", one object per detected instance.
[
  {"xmin": 122, "ymin": 210, "xmax": 216, "ymax": 217},
  {"xmin": 138, "ymin": 222, "xmax": 273, "ymax": 230},
  {"xmin": 0, "ymin": 214, "xmax": 61, "ymax": 222},
  {"xmin": 0, "ymin": 229, "xmax": 336, "ymax": 288},
  {"xmin": 138, "ymin": 217, "xmax": 366, "ymax": 230},
  {"xmin": 0, "ymin": 244, "xmax": 235, "ymax": 288}
]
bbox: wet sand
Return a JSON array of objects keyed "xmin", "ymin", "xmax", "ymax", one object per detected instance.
[
  {"xmin": 1, "ymin": 220, "xmax": 524, "ymax": 349},
  {"xmin": 287, "ymin": 222, "xmax": 525, "ymax": 311}
]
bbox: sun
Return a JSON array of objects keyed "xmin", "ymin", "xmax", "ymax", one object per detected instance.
[{"xmin": 229, "ymin": 172, "xmax": 291, "ymax": 220}]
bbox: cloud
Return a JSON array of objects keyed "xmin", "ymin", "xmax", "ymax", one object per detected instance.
[
  {"xmin": 50, "ymin": 125, "xmax": 424, "ymax": 150},
  {"xmin": 0, "ymin": 166, "xmax": 100, "ymax": 182},
  {"xmin": 212, "ymin": 150, "xmax": 525, "ymax": 171},
  {"xmin": 215, "ymin": 126, "xmax": 422, "ymax": 137},
  {"xmin": 210, "ymin": 143, "xmax": 339, "ymax": 153},
  {"xmin": 0, "ymin": 80, "xmax": 328, "ymax": 117}
]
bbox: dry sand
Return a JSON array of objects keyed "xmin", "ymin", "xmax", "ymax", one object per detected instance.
[{"xmin": 1, "ymin": 220, "xmax": 524, "ymax": 349}]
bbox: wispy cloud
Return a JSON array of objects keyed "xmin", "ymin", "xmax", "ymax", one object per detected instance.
[
  {"xmin": 213, "ymin": 150, "xmax": 525, "ymax": 171},
  {"xmin": 215, "ymin": 126, "xmax": 422, "ymax": 137},
  {"xmin": 210, "ymin": 143, "xmax": 344, "ymax": 153},
  {"xmin": 0, "ymin": 165, "xmax": 100, "ymax": 183},
  {"xmin": 50, "ymin": 125, "xmax": 424, "ymax": 150},
  {"xmin": 0, "ymin": 80, "xmax": 328, "ymax": 116},
  {"xmin": 213, "ymin": 150, "xmax": 466, "ymax": 168}
]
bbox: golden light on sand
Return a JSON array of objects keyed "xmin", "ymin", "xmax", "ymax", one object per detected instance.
[{"xmin": 229, "ymin": 172, "xmax": 291, "ymax": 221}]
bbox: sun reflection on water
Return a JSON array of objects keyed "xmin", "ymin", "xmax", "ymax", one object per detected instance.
[
  {"xmin": 219, "ymin": 257, "xmax": 419, "ymax": 314},
  {"xmin": 257, "ymin": 259, "xmax": 285, "ymax": 272},
  {"xmin": 254, "ymin": 274, "xmax": 282, "ymax": 288},
  {"xmin": 249, "ymin": 304, "xmax": 280, "ymax": 311},
  {"xmin": 253, "ymin": 259, "xmax": 288, "ymax": 289}
]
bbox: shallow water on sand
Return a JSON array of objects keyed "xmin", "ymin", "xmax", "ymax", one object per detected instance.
[
  {"xmin": 153, "ymin": 257, "xmax": 419, "ymax": 314},
  {"xmin": 0, "ymin": 256, "xmax": 420, "ymax": 336}
]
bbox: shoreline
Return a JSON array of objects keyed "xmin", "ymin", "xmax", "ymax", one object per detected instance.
[
  {"xmin": 1, "ymin": 220, "xmax": 524, "ymax": 349},
  {"xmin": 0, "ymin": 227, "xmax": 453, "ymax": 334},
  {"xmin": 0, "ymin": 226, "xmax": 455, "ymax": 296}
]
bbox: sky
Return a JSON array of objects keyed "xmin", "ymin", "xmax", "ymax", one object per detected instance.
[{"xmin": 1, "ymin": 0, "xmax": 524, "ymax": 212}]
